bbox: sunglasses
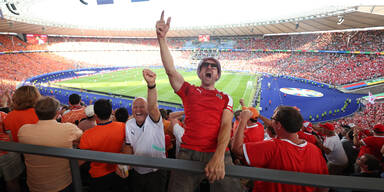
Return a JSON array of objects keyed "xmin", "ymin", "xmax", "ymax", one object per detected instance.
[{"xmin": 201, "ymin": 62, "xmax": 218, "ymax": 69}]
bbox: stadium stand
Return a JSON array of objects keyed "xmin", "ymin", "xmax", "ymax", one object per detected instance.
[{"xmin": 1, "ymin": 24, "xmax": 384, "ymax": 192}]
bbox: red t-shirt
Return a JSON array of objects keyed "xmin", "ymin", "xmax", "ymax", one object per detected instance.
[
  {"xmin": 244, "ymin": 139, "xmax": 328, "ymax": 192},
  {"xmin": 298, "ymin": 131, "xmax": 317, "ymax": 145},
  {"xmin": 4, "ymin": 108, "xmax": 39, "ymax": 142},
  {"xmin": 176, "ymin": 82, "xmax": 233, "ymax": 152},
  {"xmin": 79, "ymin": 121, "xmax": 125, "ymax": 178},
  {"xmin": 244, "ymin": 122, "xmax": 264, "ymax": 143},
  {"xmin": 359, "ymin": 136, "xmax": 384, "ymax": 160}
]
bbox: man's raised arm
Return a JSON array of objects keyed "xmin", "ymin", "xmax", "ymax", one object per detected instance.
[
  {"xmin": 143, "ymin": 69, "xmax": 160, "ymax": 122},
  {"xmin": 156, "ymin": 11, "xmax": 184, "ymax": 92}
]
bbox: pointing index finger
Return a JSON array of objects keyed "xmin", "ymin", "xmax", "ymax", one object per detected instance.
[{"xmin": 160, "ymin": 11, "xmax": 164, "ymax": 21}]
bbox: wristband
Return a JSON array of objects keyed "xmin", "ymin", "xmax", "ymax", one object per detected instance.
[{"xmin": 148, "ymin": 84, "xmax": 156, "ymax": 89}]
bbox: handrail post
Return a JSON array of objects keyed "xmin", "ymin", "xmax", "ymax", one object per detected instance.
[{"xmin": 69, "ymin": 159, "xmax": 83, "ymax": 192}]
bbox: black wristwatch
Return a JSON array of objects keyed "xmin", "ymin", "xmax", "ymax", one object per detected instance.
[{"xmin": 148, "ymin": 84, "xmax": 156, "ymax": 89}]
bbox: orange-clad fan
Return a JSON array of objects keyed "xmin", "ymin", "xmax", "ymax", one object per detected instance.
[
  {"xmin": 78, "ymin": 99, "xmax": 125, "ymax": 192},
  {"xmin": 3, "ymin": 85, "xmax": 40, "ymax": 142}
]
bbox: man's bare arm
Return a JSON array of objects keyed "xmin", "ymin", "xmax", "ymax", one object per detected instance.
[
  {"xmin": 204, "ymin": 109, "xmax": 232, "ymax": 183},
  {"xmin": 156, "ymin": 11, "xmax": 184, "ymax": 92},
  {"xmin": 168, "ymin": 111, "xmax": 184, "ymax": 120},
  {"xmin": 232, "ymin": 110, "xmax": 253, "ymax": 158},
  {"xmin": 352, "ymin": 127, "xmax": 362, "ymax": 147},
  {"xmin": 259, "ymin": 115, "xmax": 272, "ymax": 128},
  {"xmin": 143, "ymin": 69, "xmax": 161, "ymax": 122}
]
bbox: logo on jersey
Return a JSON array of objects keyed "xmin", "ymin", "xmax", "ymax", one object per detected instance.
[
  {"xmin": 130, "ymin": 130, "xmax": 135, "ymax": 136},
  {"xmin": 216, "ymin": 93, "xmax": 222, "ymax": 99},
  {"xmin": 196, "ymin": 88, "xmax": 202, "ymax": 94}
]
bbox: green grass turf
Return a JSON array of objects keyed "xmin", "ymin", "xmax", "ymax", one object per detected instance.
[{"xmin": 54, "ymin": 68, "xmax": 259, "ymax": 110}]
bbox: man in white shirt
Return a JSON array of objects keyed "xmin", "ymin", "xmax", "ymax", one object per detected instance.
[
  {"xmin": 320, "ymin": 123, "xmax": 348, "ymax": 175},
  {"xmin": 120, "ymin": 69, "xmax": 166, "ymax": 192}
]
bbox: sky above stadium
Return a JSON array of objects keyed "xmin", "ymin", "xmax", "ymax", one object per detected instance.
[{"xmin": 7, "ymin": 0, "xmax": 384, "ymax": 29}]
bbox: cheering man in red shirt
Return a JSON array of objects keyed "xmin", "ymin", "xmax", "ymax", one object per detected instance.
[
  {"xmin": 156, "ymin": 11, "xmax": 241, "ymax": 192},
  {"xmin": 354, "ymin": 124, "xmax": 384, "ymax": 161},
  {"xmin": 232, "ymin": 106, "xmax": 328, "ymax": 192}
]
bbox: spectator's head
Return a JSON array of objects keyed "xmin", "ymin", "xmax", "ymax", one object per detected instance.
[
  {"xmin": 132, "ymin": 97, "xmax": 148, "ymax": 125},
  {"xmin": 94, "ymin": 99, "xmax": 112, "ymax": 121},
  {"xmin": 271, "ymin": 106, "xmax": 303, "ymax": 134},
  {"xmin": 346, "ymin": 130, "xmax": 354, "ymax": 141},
  {"xmin": 234, "ymin": 110, "xmax": 241, "ymax": 121},
  {"xmin": 319, "ymin": 123, "xmax": 335, "ymax": 136},
  {"xmin": 160, "ymin": 108, "xmax": 167, "ymax": 120},
  {"xmin": 197, "ymin": 57, "xmax": 221, "ymax": 86},
  {"xmin": 373, "ymin": 124, "xmax": 384, "ymax": 135},
  {"xmin": 35, "ymin": 96, "xmax": 60, "ymax": 120},
  {"xmin": 115, "ymin": 107, "xmax": 129, "ymax": 123},
  {"xmin": 243, "ymin": 107, "xmax": 259, "ymax": 123},
  {"xmin": 357, "ymin": 154, "xmax": 381, "ymax": 172},
  {"xmin": 340, "ymin": 124, "xmax": 351, "ymax": 137},
  {"xmin": 167, "ymin": 109, "xmax": 173, "ymax": 116},
  {"xmin": 12, "ymin": 85, "xmax": 41, "ymax": 110},
  {"xmin": 85, "ymin": 105, "xmax": 95, "ymax": 119},
  {"xmin": 68, "ymin": 94, "xmax": 81, "ymax": 105}
]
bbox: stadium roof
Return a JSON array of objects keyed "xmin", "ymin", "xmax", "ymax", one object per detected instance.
[{"xmin": 0, "ymin": 0, "xmax": 383, "ymax": 37}]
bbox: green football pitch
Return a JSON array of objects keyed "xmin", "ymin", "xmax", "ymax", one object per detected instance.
[{"xmin": 54, "ymin": 68, "xmax": 259, "ymax": 110}]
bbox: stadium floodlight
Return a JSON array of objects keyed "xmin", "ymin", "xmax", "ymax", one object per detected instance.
[{"xmin": 337, "ymin": 16, "xmax": 344, "ymax": 25}]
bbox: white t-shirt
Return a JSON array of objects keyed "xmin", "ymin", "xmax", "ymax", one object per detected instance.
[
  {"xmin": 323, "ymin": 135, "xmax": 348, "ymax": 165},
  {"xmin": 125, "ymin": 115, "xmax": 166, "ymax": 174}
]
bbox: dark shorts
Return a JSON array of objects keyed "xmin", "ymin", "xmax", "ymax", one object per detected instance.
[
  {"xmin": 167, "ymin": 148, "xmax": 241, "ymax": 192},
  {"xmin": 0, "ymin": 152, "xmax": 24, "ymax": 181},
  {"xmin": 89, "ymin": 172, "xmax": 126, "ymax": 192},
  {"xmin": 130, "ymin": 169, "xmax": 167, "ymax": 192}
]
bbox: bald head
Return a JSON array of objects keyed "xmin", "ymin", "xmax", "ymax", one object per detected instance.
[{"xmin": 132, "ymin": 97, "xmax": 148, "ymax": 125}]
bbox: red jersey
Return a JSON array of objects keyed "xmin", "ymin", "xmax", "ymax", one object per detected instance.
[
  {"xmin": 4, "ymin": 108, "xmax": 38, "ymax": 142},
  {"xmin": 244, "ymin": 139, "xmax": 328, "ymax": 192},
  {"xmin": 359, "ymin": 136, "xmax": 384, "ymax": 160},
  {"xmin": 244, "ymin": 122, "xmax": 264, "ymax": 143},
  {"xmin": 176, "ymin": 82, "xmax": 233, "ymax": 152},
  {"xmin": 79, "ymin": 121, "xmax": 125, "ymax": 178},
  {"xmin": 298, "ymin": 131, "xmax": 317, "ymax": 145}
]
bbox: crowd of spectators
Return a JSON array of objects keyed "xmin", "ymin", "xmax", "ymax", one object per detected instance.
[
  {"xmin": 234, "ymin": 30, "xmax": 384, "ymax": 52},
  {"xmin": 1, "ymin": 30, "xmax": 383, "ymax": 93},
  {"xmin": 1, "ymin": 82, "xmax": 384, "ymax": 192},
  {"xmin": 332, "ymin": 102, "xmax": 384, "ymax": 135}
]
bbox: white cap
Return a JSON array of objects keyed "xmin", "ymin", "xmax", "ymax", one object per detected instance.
[{"xmin": 85, "ymin": 105, "xmax": 94, "ymax": 117}]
